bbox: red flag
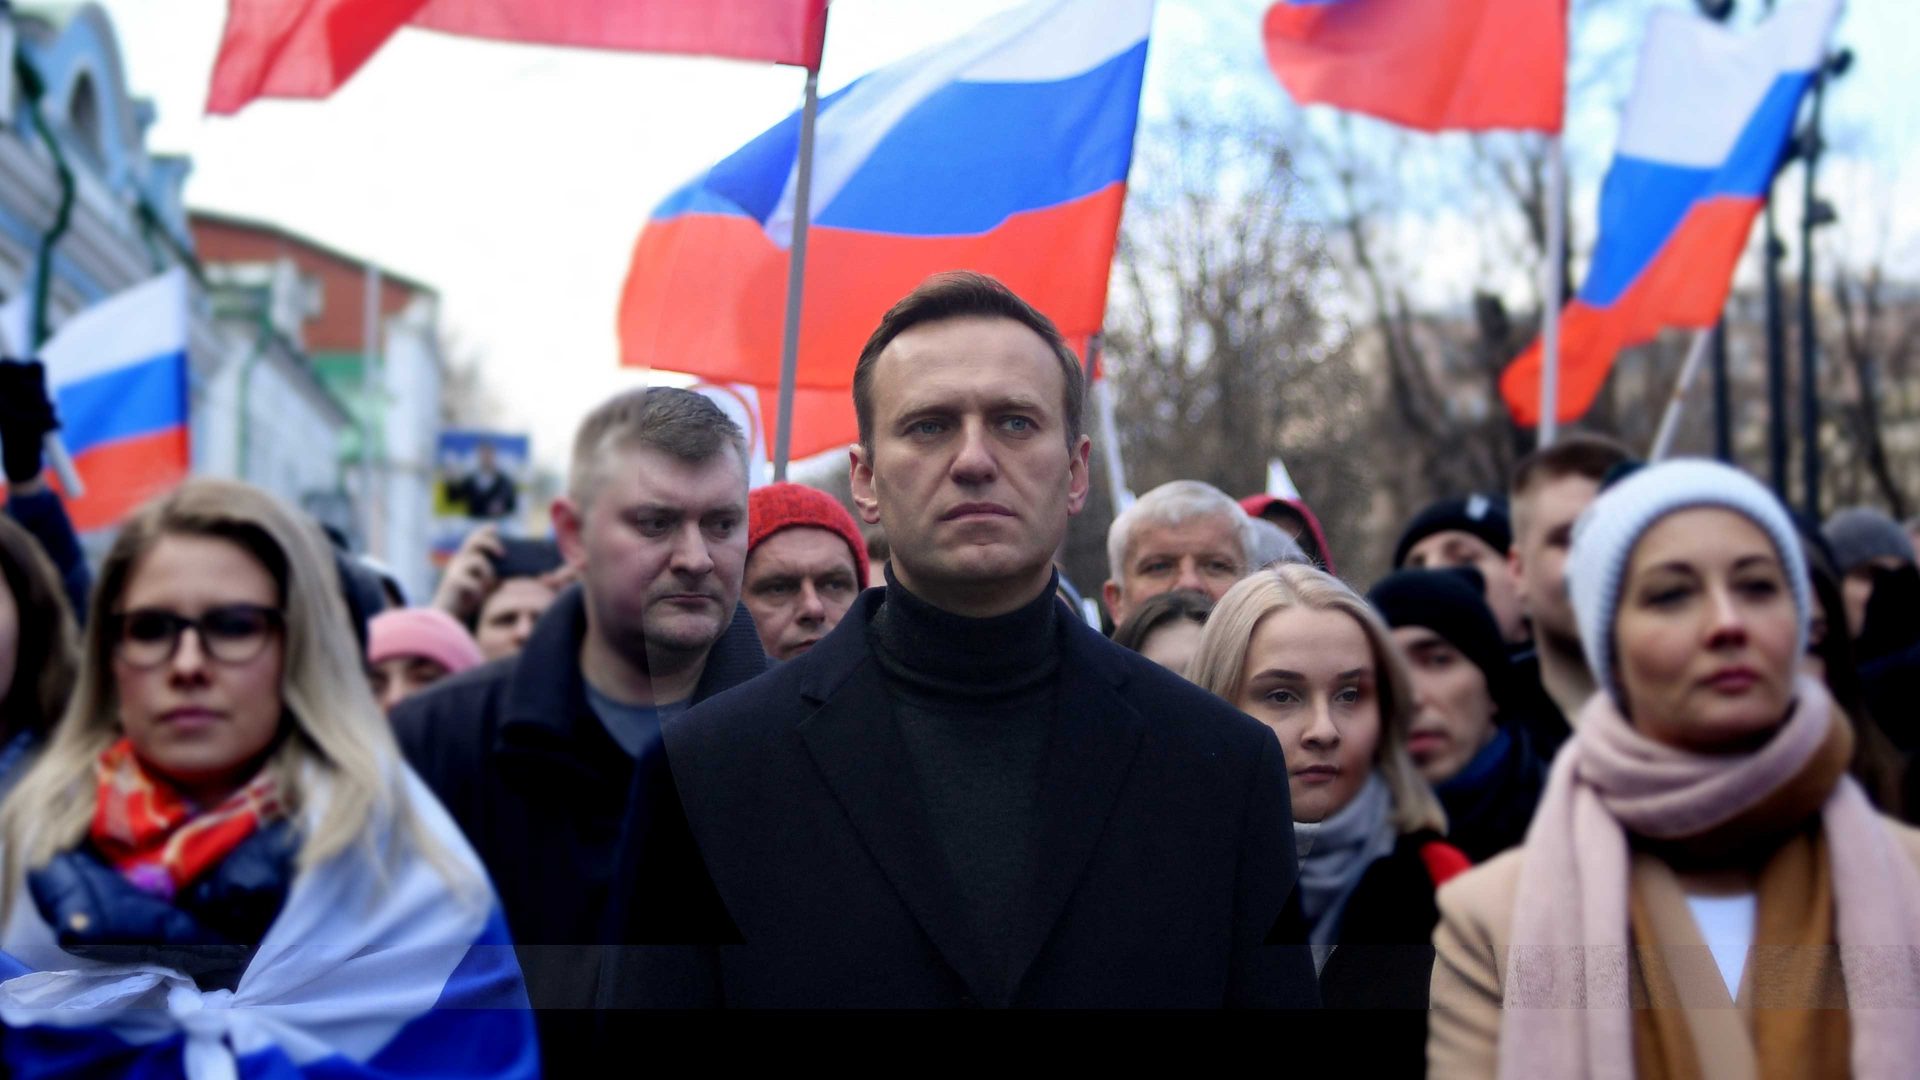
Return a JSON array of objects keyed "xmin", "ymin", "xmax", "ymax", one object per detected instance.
[
  {"xmin": 1263, "ymin": 0, "xmax": 1565, "ymax": 133},
  {"xmin": 207, "ymin": 0, "xmax": 829, "ymax": 115}
]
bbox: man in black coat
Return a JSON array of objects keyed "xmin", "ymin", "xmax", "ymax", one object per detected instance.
[
  {"xmin": 600, "ymin": 272, "xmax": 1315, "ymax": 1009},
  {"xmin": 394, "ymin": 388, "xmax": 766, "ymax": 1070}
]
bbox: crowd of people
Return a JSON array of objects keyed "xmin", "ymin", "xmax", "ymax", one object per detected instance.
[{"xmin": 3, "ymin": 270, "xmax": 1920, "ymax": 1074}]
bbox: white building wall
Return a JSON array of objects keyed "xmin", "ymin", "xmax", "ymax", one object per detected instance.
[{"xmin": 377, "ymin": 296, "xmax": 443, "ymax": 604}]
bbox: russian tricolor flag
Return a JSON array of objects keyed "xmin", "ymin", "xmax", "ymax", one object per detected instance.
[
  {"xmin": 1502, "ymin": 0, "xmax": 1842, "ymax": 427},
  {"xmin": 41, "ymin": 269, "xmax": 192, "ymax": 531},
  {"xmin": 618, "ymin": 0, "xmax": 1153, "ymax": 459}
]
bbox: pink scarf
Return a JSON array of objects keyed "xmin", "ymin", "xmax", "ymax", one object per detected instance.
[{"xmin": 1498, "ymin": 677, "xmax": 1920, "ymax": 1079}]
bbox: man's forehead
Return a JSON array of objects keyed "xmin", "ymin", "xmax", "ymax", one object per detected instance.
[
  {"xmin": 595, "ymin": 444, "xmax": 746, "ymax": 511},
  {"xmin": 873, "ymin": 316, "xmax": 1063, "ymax": 411},
  {"xmin": 1519, "ymin": 474, "xmax": 1601, "ymax": 534},
  {"xmin": 1128, "ymin": 515, "xmax": 1242, "ymax": 558}
]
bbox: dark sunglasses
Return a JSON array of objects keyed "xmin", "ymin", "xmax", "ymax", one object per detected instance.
[{"xmin": 109, "ymin": 604, "xmax": 284, "ymax": 669}]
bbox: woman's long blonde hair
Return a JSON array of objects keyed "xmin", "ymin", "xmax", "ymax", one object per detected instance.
[
  {"xmin": 1, "ymin": 479, "xmax": 472, "ymax": 918},
  {"xmin": 1188, "ymin": 564, "xmax": 1446, "ymax": 836}
]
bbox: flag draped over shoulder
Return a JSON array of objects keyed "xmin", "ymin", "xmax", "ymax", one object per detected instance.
[
  {"xmin": 0, "ymin": 771, "xmax": 537, "ymax": 1080},
  {"xmin": 1500, "ymin": 0, "xmax": 1842, "ymax": 427},
  {"xmin": 35, "ymin": 269, "xmax": 191, "ymax": 532},
  {"xmin": 1262, "ymin": 0, "xmax": 1565, "ymax": 133},
  {"xmin": 206, "ymin": 0, "xmax": 830, "ymax": 114},
  {"xmin": 618, "ymin": 0, "xmax": 1154, "ymax": 460}
]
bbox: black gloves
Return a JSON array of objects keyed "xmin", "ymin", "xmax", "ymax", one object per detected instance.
[{"xmin": 0, "ymin": 358, "xmax": 58, "ymax": 484}]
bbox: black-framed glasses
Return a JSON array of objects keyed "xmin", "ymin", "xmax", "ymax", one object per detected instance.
[{"xmin": 109, "ymin": 605, "xmax": 284, "ymax": 669}]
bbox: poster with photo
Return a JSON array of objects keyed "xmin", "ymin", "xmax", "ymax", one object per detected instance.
[{"xmin": 432, "ymin": 429, "xmax": 530, "ymax": 561}]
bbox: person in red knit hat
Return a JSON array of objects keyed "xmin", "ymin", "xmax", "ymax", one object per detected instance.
[{"xmin": 745, "ymin": 483, "xmax": 870, "ymax": 662}]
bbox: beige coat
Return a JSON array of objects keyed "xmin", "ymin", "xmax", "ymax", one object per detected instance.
[{"xmin": 1428, "ymin": 817, "xmax": 1920, "ymax": 1079}]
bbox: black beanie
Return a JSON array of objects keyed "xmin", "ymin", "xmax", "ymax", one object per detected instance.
[
  {"xmin": 1368, "ymin": 566, "xmax": 1513, "ymax": 714},
  {"xmin": 1392, "ymin": 494, "xmax": 1511, "ymax": 568}
]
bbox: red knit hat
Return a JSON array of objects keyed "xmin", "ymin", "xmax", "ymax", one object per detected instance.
[{"xmin": 748, "ymin": 482, "xmax": 870, "ymax": 584}]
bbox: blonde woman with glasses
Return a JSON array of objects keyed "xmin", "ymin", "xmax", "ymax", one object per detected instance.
[
  {"xmin": 1190, "ymin": 563, "xmax": 1467, "ymax": 1072},
  {"xmin": 0, "ymin": 479, "xmax": 535, "ymax": 1079}
]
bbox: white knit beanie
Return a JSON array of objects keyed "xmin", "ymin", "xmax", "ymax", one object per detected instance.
[{"xmin": 1567, "ymin": 458, "xmax": 1810, "ymax": 708}]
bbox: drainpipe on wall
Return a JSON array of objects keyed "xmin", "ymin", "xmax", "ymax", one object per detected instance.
[
  {"xmin": 235, "ymin": 309, "xmax": 272, "ymax": 482},
  {"xmin": 14, "ymin": 50, "xmax": 75, "ymax": 350}
]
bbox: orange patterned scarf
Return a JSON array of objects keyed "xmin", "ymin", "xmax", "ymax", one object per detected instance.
[{"xmin": 89, "ymin": 738, "xmax": 284, "ymax": 900}]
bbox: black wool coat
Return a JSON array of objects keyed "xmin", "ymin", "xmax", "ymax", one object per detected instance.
[
  {"xmin": 598, "ymin": 588, "xmax": 1320, "ymax": 1010},
  {"xmin": 391, "ymin": 586, "xmax": 766, "ymax": 1069},
  {"xmin": 1319, "ymin": 830, "xmax": 1458, "ymax": 1074}
]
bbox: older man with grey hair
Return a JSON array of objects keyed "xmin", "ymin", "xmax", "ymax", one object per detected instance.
[{"xmin": 1102, "ymin": 479, "xmax": 1256, "ymax": 627}]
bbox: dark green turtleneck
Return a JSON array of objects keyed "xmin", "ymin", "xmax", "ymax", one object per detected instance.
[{"xmin": 868, "ymin": 566, "xmax": 1063, "ymax": 990}]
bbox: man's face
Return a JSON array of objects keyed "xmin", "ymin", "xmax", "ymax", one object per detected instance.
[
  {"xmin": 555, "ymin": 444, "xmax": 747, "ymax": 665},
  {"xmin": 1509, "ymin": 474, "xmax": 1599, "ymax": 646},
  {"xmin": 850, "ymin": 316, "xmax": 1090, "ymax": 616},
  {"xmin": 1404, "ymin": 529, "xmax": 1527, "ymax": 644},
  {"xmin": 1102, "ymin": 515, "xmax": 1246, "ymax": 626},
  {"xmin": 743, "ymin": 526, "xmax": 860, "ymax": 661},
  {"xmin": 1842, "ymin": 557, "xmax": 1909, "ymax": 640}
]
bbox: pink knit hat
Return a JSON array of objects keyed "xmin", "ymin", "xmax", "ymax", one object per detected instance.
[{"xmin": 368, "ymin": 608, "xmax": 485, "ymax": 674}]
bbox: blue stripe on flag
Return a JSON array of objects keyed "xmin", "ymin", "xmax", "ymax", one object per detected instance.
[
  {"xmin": 1578, "ymin": 72, "xmax": 1812, "ymax": 307},
  {"xmin": 689, "ymin": 78, "xmax": 867, "ymax": 226},
  {"xmin": 815, "ymin": 41, "xmax": 1149, "ymax": 235},
  {"xmin": 53, "ymin": 351, "xmax": 187, "ymax": 452}
]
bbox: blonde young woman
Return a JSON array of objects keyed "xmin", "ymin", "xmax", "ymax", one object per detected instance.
[
  {"xmin": 0, "ymin": 479, "xmax": 535, "ymax": 1079},
  {"xmin": 1190, "ymin": 563, "xmax": 1468, "ymax": 1072},
  {"xmin": 1429, "ymin": 459, "xmax": 1920, "ymax": 1078}
]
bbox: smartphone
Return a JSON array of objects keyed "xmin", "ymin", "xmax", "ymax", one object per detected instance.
[{"xmin": 488, "ymin": 537, "xmax": 562, "ymax": 580}]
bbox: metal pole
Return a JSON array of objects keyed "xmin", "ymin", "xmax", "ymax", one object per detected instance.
[
  {"xmin": 1537, "ymin": 135, "xmax": 1567, "ymax": 447},
  {"xmin": 1711, "ymin": 316, "xmax": 1732, "ymax": 462},
  {"xmin": 1085, "ymin": 334, "xmax": 1131, "ymax": 514},
  {"xmin": 1798, "ymin": 70, "xmax": 1826, "ymax": 519},
  {"xmin": 1762, "ymin": 0, "xmax": 1787, "ymax": 498},
  {"xmin": 1763, "ymin": 198, "xmax": 1788, "ymax": 495},
  {"xmin": 771, "ymin": 67, "xmax": 821, "ymax": 481},
  {"xmin": 362, "ymin": 261, "xmax": 382, "ymax": 554},
  {"xmin": 1650, "ymin": 328, "xmax": 1716, "ymax": 461}
]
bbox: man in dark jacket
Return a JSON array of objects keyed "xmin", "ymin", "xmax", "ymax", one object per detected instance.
[
  {"xmin": 600, "ymin": 272, "xmax": 1315, "ymax": 1009},
  {"xmin": 393, "ymin": 388, "xmax": 766, "ymax": 1070}
]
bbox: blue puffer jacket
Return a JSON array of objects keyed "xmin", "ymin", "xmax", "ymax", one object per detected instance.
[{"xmin": 27, "ymin": 821, "xmax": 299, "ymax": 992}]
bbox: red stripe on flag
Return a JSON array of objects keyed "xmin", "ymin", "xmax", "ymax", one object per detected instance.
[
  {"xmin": 207, "ymin": 0, "xmax": 827, "ymax": 115},
  {"xmin": 1501, "ymin": 194, "xmax": 1763, "ymax": 426},
  {"xmin": 56, "ymin": 428, "xmax": 191, "ymax": 532},
  {"xmin": 1263, "ymin": 0, "xmax": 1565, "ymax": 133},
  {"xmin": 619, "ymin": 183, "xmax": 1127, "ymax": 403}
]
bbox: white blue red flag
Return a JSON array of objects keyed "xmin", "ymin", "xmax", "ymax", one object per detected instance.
[
  {"xmin": 1502, "ymin": 0, "xmax": 1842, "ymax": 426},
  {"xmin": 38, "ymin": 268, "xmax": 192, "ymax": 531},
  {"xmin": 0, "ymin": 771, "xmax": 538, "ymax": 1080},
  {"xmin": 618, "ymin": 0, "xmax": 1154, "ymax": 459}
]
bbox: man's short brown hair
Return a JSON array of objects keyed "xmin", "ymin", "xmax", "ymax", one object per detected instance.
[
  {"xmin": 1509, "ymin": 433, "xmax": 1634, "ymax": 503},
  {"xmin": 851, "ymin": 271, "xmax": 1086, "ymax": 452},
  {"xmin": 568, "ymin": 387, "xmax": 747, "ymax": 507}
]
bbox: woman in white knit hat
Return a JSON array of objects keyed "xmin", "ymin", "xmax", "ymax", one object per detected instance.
[{"xmin": 1428, "ymin": 458, "xmax": 1920, "ymax": 1079}]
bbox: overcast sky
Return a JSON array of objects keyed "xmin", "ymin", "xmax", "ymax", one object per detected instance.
[{"xmin": 91, "ymin": 0, "xmax": 1917, "ymax": 470}]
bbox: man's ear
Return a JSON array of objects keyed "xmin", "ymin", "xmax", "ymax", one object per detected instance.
[
  {"xmin": 849, "ymin": 445, "xmax": 882, "ymax": 526},
  {"xmin": 1065, "ymin": 434, "xmax": 1093, "ymax": 517},
  {"xmin": 1101, "ymin": 579, "xmax": 1124, "ymax": 626},
  {"xmin": 552, "ymin": 495, "xmax": 587, "ymax": 567},
  {"xmin": 1507, "ymin": 544, "xmax": 1528, "ymax": 608}
]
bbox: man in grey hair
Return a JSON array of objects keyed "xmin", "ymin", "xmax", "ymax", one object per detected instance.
[{"xmin": 1102, "ymin": 479, "xmax": 1255, "ymax": 627}]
